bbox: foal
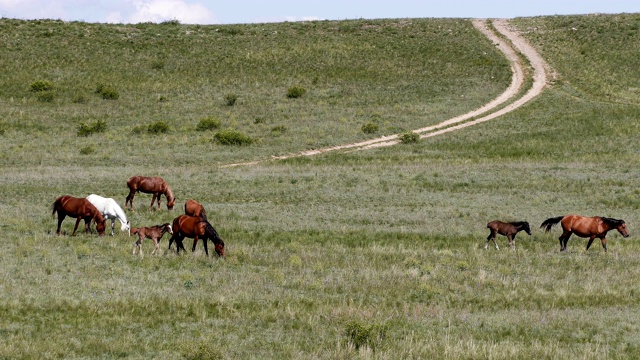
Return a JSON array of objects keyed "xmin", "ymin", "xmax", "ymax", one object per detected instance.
[
  {"xmin": 485, "ymin": 220, "xmax": 531, "ymax": 250},
  {"xmin": 131, "ymin": 223, "xmax": 173, "ymax": 257}
]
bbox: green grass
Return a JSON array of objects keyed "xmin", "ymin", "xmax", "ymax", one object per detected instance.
[{"xmin": 1, "ymin": 14, "xmax": 640, "ymax": 359}]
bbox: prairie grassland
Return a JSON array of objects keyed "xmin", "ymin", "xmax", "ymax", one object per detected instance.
[{"xmin": 1, "ymin": 14, "xmax": 640, "ymax": 359}]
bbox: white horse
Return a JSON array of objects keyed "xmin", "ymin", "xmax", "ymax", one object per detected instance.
[{"xmin": 86, "ymin": 194, "xmax": 131, "ymax": 236}]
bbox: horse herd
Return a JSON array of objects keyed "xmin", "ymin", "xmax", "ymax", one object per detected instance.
[
  {"xmin": 51, "ymin": 176, "xmax": 631, "ymax": 255},
  {"xmin": 51, "ymin": 176, "xmax": 225, "ymax": 257},
  {"xmin": 486, "ymin": 215, "xmax": 629, "ymax": 252}
]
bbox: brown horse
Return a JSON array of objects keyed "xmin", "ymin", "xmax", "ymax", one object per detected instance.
[
  {"xmin": 51, "ymin": 195, "xmax": 106, "ymax": 236},
  {"xmin": 541, "ymin": 215, "xmax": 630, "ymax": 252},
  {"xmin": 168, "ymin": 215, "xmax": 225, "ymax": 257},
  {"xmin": 131, "ymin": 223, "xmax": 173, "ymax": 257},
  {"xmin": 184, "ymin": 199, "xmax": 207, "ymax": 220},
  {"xmin": 125, "ymin": 176, "xmax": 175, "ymax": 211},
  {"xmin": 485, "ymin": 220, "xmax": 531, "ymax": 250}
]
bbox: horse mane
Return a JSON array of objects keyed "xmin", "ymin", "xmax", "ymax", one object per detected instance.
[
  {"xmin": 510, "ymin": 221, "xmax": 529, "ymax": 227},
  {"xmin": 164, "ymin": 184, "xmax": 174, "ymax": 201},
  {"xmin": 203, "ymin": 221, "xmax": 224, "ymax": 245},
  {"xmin": 601, "ymin": 217, "xmax": 625, "ymax": 227}
]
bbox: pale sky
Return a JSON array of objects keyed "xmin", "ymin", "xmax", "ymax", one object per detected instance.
[{"xmin": 0, "ymin": 0, "xmax": 638, "ymax": 25}]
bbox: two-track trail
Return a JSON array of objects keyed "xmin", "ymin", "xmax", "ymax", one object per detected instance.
[{"xmin": 221, "ymin": 19, "xmax": 549, "ymax": 168}]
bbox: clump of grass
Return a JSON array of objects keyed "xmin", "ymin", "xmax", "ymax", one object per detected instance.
[
  {"xmin": 36, "ymin": 91, "xmax": 55, "ymax": 102},
  {"xmin": 271, "ymin": 125, "xmax": 287, "ymax": 135},
  {"xmin": 79, "ymin": 145, "xmax": 95, "ymax": 155},
  {"xmin": 344, "ymin": 320, "xmax": 387, "ymax": 351},
  {"xmin": 131, "ymin": 125, "xmax": 145, "ymax": 134},
  {"xmin": 95, "ymin": 83, "xmax": 119, "ymax": 100},
  {"xmin": 29, "ymin": 80, "xmax": 53, "ymax": 92},
  {"xmin": 361, "ymin": 122, "xmax": 379, "ymax": 134},
  {"xmin": 77, "ymin": 119, "xmax": 107, "ymax": 136},
  {"xmin": 147, "ymin": 121, "xmax": 169, "ymax": 134},
  {"xmin": 196, "ymin": 117, "xmax": 221, "ymax": 131},
  {"xmin": 214, "ymin": 128, "xmax": 253, "ymax": 145},
  {"xmin": 151, "ymin": 60, "xmax": 165, "ymax": 70},
  {"xmin": 398, "ymin": 131, "xmax": 420, "ymax": 144},
  {"xmin": 224, "ymin": 93, "xmax": 238, "ymax": 106},
  {"xmin": 286, "ymin": 85, "xmax": 306, "ymax": 99},
  {"xmin": 72, "ymin": 93, "xmax": 88, "ymax": 104}
]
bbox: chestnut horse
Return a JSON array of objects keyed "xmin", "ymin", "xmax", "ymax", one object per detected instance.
[
  {"xmin": 51, "ymin": 195, "xmax": 106, "ymax": 236},
  {"xmin": 541, "ymin": 215, "xmax": 629, "ymax": 252},
  {"xmin": 125, "ymin": 176, "xmax": 175, "ymax": 211},
  {"xmin": 184, "ymin": 199, "xmax": 207, "ymax": 220},
  {"xmin": 168, "ymin": 215, "xmax": 225, "ymax": 257},
  {"xmin": 131, "ymin": 223, "xmax": 173, "ymax": 257},
  {"xmin": 485, "ymin": 220, "xmax": 531, "ymax": 250}
]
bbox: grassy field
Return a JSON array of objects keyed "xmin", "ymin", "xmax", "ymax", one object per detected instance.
[{"xmin": 1, "ymin": 14, "xmax": 640, "ymax": 359}]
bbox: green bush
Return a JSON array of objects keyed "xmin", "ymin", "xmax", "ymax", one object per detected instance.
[
  {"xmin": 147, "ymin": 121, "xmax": 169, "ymax": 134},
  {"xmin": 79, "ymin": 145, "xmax": 95, "ymax": 155},
  {"xmin": 196, "ymin": 117, "xmax": 221, "ymax": 131},
  {"xmin": 361, "ymin": 122, "xmax": 379, "ymax": 134},
  {"xmin": 95, "ymin": 83, "xmax": 119, "ymax": 100},
  {"xmin": 214, "ymin": 128, "xmax": 253, "ymax": 145},
  {"xmin": 271, "ymin": 125, "xmax": 287, "ymax": 135},
  {"xmin": 344, "ymin": 320, "xmax": 387, "ymax": 350},
  {"xmin": 224, "ymin": 93, "xmax": 238, "ymax": 106},
  {"xmin": 30, "ymin": 80, "xmax": 53, "ymax": 92},
  {"xmin": 77, "ymin": 119, "xmax": 107, "ymax": 136},
  {"xmin": 399, "ymin": 131, "xmax": 420, "ymax": 144},
  {"xmin": 286, "ymin": 85, "xmax": 307, "ymax": 99},
  {"xmin": 36, "ymin": 91, "xmax": 55, "ymax": 102}
]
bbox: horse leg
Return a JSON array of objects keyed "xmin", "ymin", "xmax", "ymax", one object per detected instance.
[
  {"xmin": 192, "ymin": 236, "xmax": 199, "ymax": 252},
  {"xmin": 508, "ymin": 235, "xmax": 515, "ymax": 249},
  {"xmin": 485, "ymin": 231, "xmax": 497, "ymax": 250},
  {"xmin": 149, "ymin": 193, "xmax": 157, "ymax": 210},
  {"xmin": 125, "ymin": 190, "xmax": 135, "ymax": 210},
  {"xmin": 586, "ymin": 236, "xmax": 596, "ymax": 251},
  {"xmin": 600, "ymin": 237, "xmax": 607, "ymax": 252},
  {"xmin": 56, "ymin": 214, "xmax": 65, "ymax": 235},
  {"xmin": 559, "ymin": 231, "xmax": 571, "ymax": 251},
  {"xmin": 110, "ymin": 218, "xmax": 115, "ymax": 236},
  {"xmin": 203, "ymin": 236, "xmax": 209, "ymax": 256},
  {"xmin": 152, "ymin": 238, "xmax": 159, "ymax": 255},
  {"xmin": 71, "ymin": 217, "xmax": 82, "ymax": 236}
]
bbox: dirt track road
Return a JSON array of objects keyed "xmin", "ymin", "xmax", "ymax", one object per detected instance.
[{"xmin": 222, "ymin": 19, "xmax": 549, "ymax": 167}]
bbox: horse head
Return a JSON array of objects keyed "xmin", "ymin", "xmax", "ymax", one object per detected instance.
[
  {"xmin": 95, "ymin": 219, "xmax": 107, "ymax": 236},
  {"xmin": 617, "ymin": 221, "xmax": 630, "ymax": 238},
  {"xmin": 167, "ymin": 197, "xmax": 176, "ymax": 210},
  {"xmin": 215, "ymin": 240, "xmax": 225, "ymax": 257},
  {"xmin": 120, "ymin": 220, "xmax": 131, "ymax": 232},
  {"xmin": 521, "ymin": 222, "xmax": 532, "ymax": 236},
  {"xmin": 165, "ymin": 223, "xmax": 174, "ymax": 235},
  {"xmin": 603, "ymin": 217, "xmax": 630, "ymax": 238}
]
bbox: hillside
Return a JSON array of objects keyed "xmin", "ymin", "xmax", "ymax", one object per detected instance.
[{"xmin": 1, "ymin": 14, "xmax": 640, "ymax": 359}]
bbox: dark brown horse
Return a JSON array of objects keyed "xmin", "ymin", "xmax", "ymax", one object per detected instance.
[
  {"xmin": 125, "ymin": 176, "xmax": 175, "ymax": 211},
  {"xmin": 51, "ymin": 195, "xmax": 106, "ymax": 236},
  {"xmin": 168, "ymin": 215, "xmax": 225, "ymax": 257},
  {"xmin": 184, "ymin": 199, "xmax": 207, "ymax": 220},
  {"xmin": 131, "ymin": 223, "xmax": 173, "ymax": 257},
  {"xmin": 541, "ymin": 215, "xmax": 630, "ymax": 252},
  {"xmin": 485, "ymin": 220, "xmax": 531, "ymax": 249}
]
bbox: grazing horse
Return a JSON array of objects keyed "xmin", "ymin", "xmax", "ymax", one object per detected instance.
[
  {"xmin": 131, "ymin": 223, "xmax": 173, "ymax": 257},
  {"xmin": 541, "ymin": 215, "xmax": 630, "ymax": 252},
  {"xmin": 87, "ymin": 194, "xmax": 130, "ymax": 236},
  {"xmin": 184, "ymin": 199, "xmax": 207, "ymax": 220},
  {"xmin": 51, "ymin": 195, "xmax": 106, "ymax": 236},
  {"xmin": 125, "ymin": 176, "xmax": 175, "ymax": 211},
  {"xmin": 168, "ymin": 215, "xmax": 225, "ymax": 257},
  {"xmin": 485, "ymin": 220, "xmax": 531, "ymax": 249}
]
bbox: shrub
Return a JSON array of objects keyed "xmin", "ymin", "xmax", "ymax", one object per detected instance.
[
  {"xmin": 224, "ymin": 93, "xmax": 238, "ymax": 106},
  {"xmin": 79, "ymin": 145, "xmax": 95, "ymax": 155},
  {"xmin": 286, "ymin": 85, "xmax": 306, "ymax": 99},
  {"xmin": 72, "ymin": 93, "xmax": 88, "ymax": 104},
  {"xmin": 30, "ymin": 80, "xmax": 53, "ymax": 92},
  {"xmin": 95, "ymin": 83, "xmax": 119, "ymax": 100},
  {"xmin": 271, "ymin": 125, "xmax": 287, "ymax": 135},
  {"xmin": 147, "ymin": 121, "xmax": 169, "ymax": 134},
  {"xmin": 214, "ymin": 129, "xmax": 253, "ymax": 145},
  {"xmin": 36, "ymin": 91, "xmax": 55, "ymax": 102},
  {"xmin": 77, "ymin": 119, "xmax": 107, "ymax": 136},
  {"xmin": 361, "ymin": 122, "xmax": 379, "ymax": 134},
  {"xmin": 344, "ymin": 320, "xmax": 387, "ymax": 350},
  {"xmin": 399, "ymin": 131, "xmax": 420, "ymax": 144},
  {"xmin": 196, "ymin": 117, "xmax": 221, "ymax": 131},
  {"xmin": 131, "ymin": 125, "xmax": 145, "ymax": 134},
  {"xmin": 151, "ymin": 60, "xmax": 165, "ymax": 70}
]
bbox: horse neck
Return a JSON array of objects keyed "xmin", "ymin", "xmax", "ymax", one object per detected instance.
[
  {"xmin": 164, "ymin": 186, "xmax": 174, "ymax": 201},
  {"xmin": 112, "ymin": 202, "xmax": 128, "ymax": 223}
]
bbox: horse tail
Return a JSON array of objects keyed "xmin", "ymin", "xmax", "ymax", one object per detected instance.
[
  {"xmin": 540, "ymin": 216, "xmax": 564, "ymax": 232},
  {"xmin": 51, "ymin": 197, "xmax": 62, "ymax": 217}
]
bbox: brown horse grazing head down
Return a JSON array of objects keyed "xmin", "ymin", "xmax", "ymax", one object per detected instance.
[
  {"xmin": 184, "ymin": 199, "xmax": 207, "ymax": 220},
  {"xmin": 51, "ymin": 195, "xmax": 106, "ymax": 236},
  {"xmin": 541, "ymin": 215, "xmax": 629, "ymax": 252},
  {"xmin": 485, "ymin": 220, "xmax": 531, "ymax": 250},
  {"xmin": 131, "ymin": 223, "xmax": 173, "ymax": 257},
  {"xmin": 168, "ymin": 215, "xmax": 225, "ymax": 257},
  {"xmin": 125, "ymin": 176, "xmax": 175, "ymax": 211}
]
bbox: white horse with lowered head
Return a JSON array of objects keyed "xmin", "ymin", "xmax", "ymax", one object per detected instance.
[{"xmin": 86, "ymin": 194, "xmax": 130, "ymax": 235}]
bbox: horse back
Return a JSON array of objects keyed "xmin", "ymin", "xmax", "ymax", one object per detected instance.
[
  {"xmin": 173, "ymin": 215, "xmax": 205, "ymax": 237},
  {"xmin": 185, "ymin": 199, "xmax": 206, "ymax": 219}
]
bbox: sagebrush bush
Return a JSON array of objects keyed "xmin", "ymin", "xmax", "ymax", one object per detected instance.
[
  {"xmin": 344, "ymin": 320, "xmax": 387, "ymax": 350},
  {"xmin": 196, "ymin": 117, "xmax": 221, "ymax": 131},
  {"xmin": 399, "ymin": 131, "xmax": 420, "ymax": 144},
  {"xmin": 147, "ymin": 121, "xmax": 169, "ymax": 134},
  {"xmin": 79, "ymin": 145, "xmax": 95, "ymax": 155},
  {"xmin": 214, "ymin": 128, "xmax": 253, "ymax": 145},
  {"xmin": 29, "ymin": 80, "xmax": 53, "ymax": 92},
  {"xmin": 361, "ymin": 122, "xmax": 379, "ymax": 134},
  {"xmin": 77, "ymin": 119, "xmax": 107, "ymax": 136},
  {"xmin": 286, "ymin": 86, "xmax": 306, "ymax": 99},
  {"xmin": 36, "ymin": 91, "xmax": 55, "ymax": 102},
  {"xmin": 224, "ymin": 93, "xmax": 238, "ymax": 106}
]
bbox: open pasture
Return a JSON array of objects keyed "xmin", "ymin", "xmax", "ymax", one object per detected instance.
[{"xmin": 1, "ymin": 14, "xmax": 640, "ymax": 358}]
